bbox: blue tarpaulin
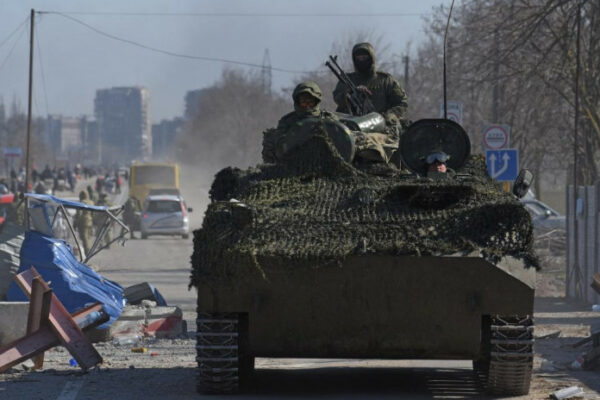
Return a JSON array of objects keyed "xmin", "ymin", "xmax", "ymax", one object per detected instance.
[
  {"xmin": 7, "ymin": 231, "xmax": 124, "ymax": 329},
  {"xmin": 25, "ymin": 193, "xmax": 117, "ymax": 212}
]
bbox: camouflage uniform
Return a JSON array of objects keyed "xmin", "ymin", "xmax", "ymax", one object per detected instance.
[
  {"xmin": 94, "ymin": 193, "xmax": 113, "ymax": 247},
  {"xmin": 263, "ymin": 81, "xmax": 338, "ymax": 163},
  {"xmin": 333, "ymin": 42, "xmax": 408, "ymax": 127},
  {"xmin": 75, "ymin": 191, "xmax": 93, "ymax": 256},
  {"xmin": 6, "ymin": 195, "xmax": 25, "ymax": 226},
  {"xmin": 87, "ymin": 185, "xmax": 97, "ymax": 204}
]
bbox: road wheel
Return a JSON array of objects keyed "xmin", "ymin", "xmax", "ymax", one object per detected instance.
[
  {"xmin": 484, "ymin": 315, "xmax": 534, "ymax": 396},
  {"xmin": 182, "ymin": 234, "xmax": 189, "ymax": 239},
  {"xmin": 196, "ymin": 312, "xmax": 251, "ymax": 394}
]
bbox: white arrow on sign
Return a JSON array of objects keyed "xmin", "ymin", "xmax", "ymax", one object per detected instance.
[{"xmin": 489, "ymin": 152, "xmax": 510, "ymax": 179}]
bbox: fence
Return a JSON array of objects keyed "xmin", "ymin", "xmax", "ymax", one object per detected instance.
[{"xmin": 566, "ymin": 183, "xmax": 600, "ymax": 304}]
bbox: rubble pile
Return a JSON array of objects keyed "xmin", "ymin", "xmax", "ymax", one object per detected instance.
[{"xmin": 191, "ymin": 136, "xmax": 538, "ymax": 287}]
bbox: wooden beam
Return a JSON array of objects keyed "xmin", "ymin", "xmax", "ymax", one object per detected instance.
[
  {"xmin": 26, "ymin": 277, "xmax": 52, "ymax": 369},
  {"xmin": 0, "ymin": 303, "xmax": 108, "ymax": 373},
  {"xmin": 14, "ymin": 267, "xmax": 103, "ymax": 370}
]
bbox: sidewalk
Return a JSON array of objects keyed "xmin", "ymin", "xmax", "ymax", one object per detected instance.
[{"xmin": 532, "ymin": 296, "xmax": 600, "ymax": 396}]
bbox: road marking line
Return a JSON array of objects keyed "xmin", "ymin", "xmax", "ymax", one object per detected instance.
[{"xmin": 56, "ymin": 379, "xmax": 85, "ymax": 400}]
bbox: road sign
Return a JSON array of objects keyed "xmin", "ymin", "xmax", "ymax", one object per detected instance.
[
  {"xmin": 486, "ymin": 149, "xmax": 519, "ymax": 182},
  {"xmin": 482, "ymin": 124, "xmax": 510, "ymax": 150},
  {"xmin": 2, "ymin": 147, "xmax": 22, "ymax": 158},
  {"xmin": 439, "ymin": 101, "xmax": 463, "ymax": 125}
]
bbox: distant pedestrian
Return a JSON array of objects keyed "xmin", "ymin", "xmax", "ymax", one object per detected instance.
[
  {"xmin": 75, "ymin": 191, "xmax": 94, "ymax": 256},
  {"xmin": 123, "ymin": 197, "xmax": 137, "ymax": 239},
  {"xmin": 95, "ymin": 193, "xmax": 113, "ymax": 248},
  {"xmin": 87, "ymin": 185, "xmax": 97, "ymax": 204},
  {"xmin": 115, "ymin": 171, "xmax": 121, "ymax": 194}
]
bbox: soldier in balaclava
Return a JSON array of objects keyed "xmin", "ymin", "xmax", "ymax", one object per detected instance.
[
  {"xmin": 262, "ymin": 81, "xmax": 338, "ymax": 163},
  {"xmin": 333, "ymin": 43, "xmax": 408, "ymax": 127}
]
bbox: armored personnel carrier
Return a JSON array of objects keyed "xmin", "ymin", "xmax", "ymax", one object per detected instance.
[{"xmin": 191, "ymin": 118, "xmax": 537, "ymax": 396}]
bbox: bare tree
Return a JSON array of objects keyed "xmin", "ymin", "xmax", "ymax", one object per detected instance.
[
  {"xmin": 409, "ymin": 0, "xmax": 600, "ymax": 197},
  {"xmin": 177, "ymin": 69, "xmax": 288, "ymax": 170}
]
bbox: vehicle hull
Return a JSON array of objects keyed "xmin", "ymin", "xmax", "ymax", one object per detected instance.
[{"xmin": 196, "ymin": 254, "xmax": 535, "ymax": 359}]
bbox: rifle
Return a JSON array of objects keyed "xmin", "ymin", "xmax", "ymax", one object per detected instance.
[{"xmin": 325, "ymin": 55, "xmax": 376, "ymax": 116}]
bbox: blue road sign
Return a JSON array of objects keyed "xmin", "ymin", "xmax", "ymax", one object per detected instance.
[{"xmin": 486, "ymin": 149, "xmax": 519, "ymax": 181}]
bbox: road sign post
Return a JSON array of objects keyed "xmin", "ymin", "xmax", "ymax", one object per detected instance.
[
  {"xmin": 482, "ymin": 124, "xmax": 510, "ymax": 150},
  {"xmin": 486, "ymin": 149, "xmax": 519, "ymax": 182},
  {"xmin": 439, "ymin": 101, "xmax": 463, "ymax": 125},
  {"xmin": 2, "ymin": 147, "xmax": 22, "ymax": 158}
]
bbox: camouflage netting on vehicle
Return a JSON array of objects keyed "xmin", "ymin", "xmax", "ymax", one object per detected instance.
[{"xmin": 190, "ymin": 133, "xmax": 538, "ymax": 288}]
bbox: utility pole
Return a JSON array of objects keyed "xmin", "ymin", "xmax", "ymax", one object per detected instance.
[
  {"xmin": 25, "ymin": 9, "xmax": 35, "ymax": 215},
  {"xmin": 569, "ymin": 1, "xmax": 583, "ymax": 299}
]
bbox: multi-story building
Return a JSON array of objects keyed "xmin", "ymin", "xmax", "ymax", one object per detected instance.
[
  {"xmin": 81, "ymin": 117, "xmax": 100, "ymax": 165},
  {"xmin": 43, "ymin": 115, "xmax": 85, "ymax": 161},
  {"xmin": 152, "ymin": 117, "xmax": 184, "ymax": 161},
  {"xmin": 184, "ymin": 88, "xmax": 210, "ymax": 120},
  {"xmin": 94, "ymin": 86, "xmax": 151, "ymax": 164}
]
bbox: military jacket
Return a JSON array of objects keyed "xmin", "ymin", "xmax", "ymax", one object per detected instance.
[
  {"xmin": 263, "ymin": 110, "xmax": 338, "ymax": 164},
  {"xmin": 333, "ymin": 71, "xmax": 408, "ymax": 121}
]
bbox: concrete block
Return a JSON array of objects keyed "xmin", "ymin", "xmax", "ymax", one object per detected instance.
[
  {"xmin": 146, "ymin": 306, "xmax": 183, "ymax": 338},
  {"xmin": 107, "ymin": 305, "xmax": 184, "ymax": 340},
  {"xmin": 0, "ymin": 302, "xmax": 29, "ymax": 346},
  {"xmin": 107, "ymin": 306, "xmax": 146, "ymax": 339},
  {"xmin": 0, "ymin": 223, "xmax": 24, "ymax": 300}
]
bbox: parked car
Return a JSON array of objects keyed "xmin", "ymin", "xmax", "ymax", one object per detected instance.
[
  {"xmin": 140, "ymin": 195, "xmax": 192, "ymax": 239},
  {"xmin": 104, "ymin": 177, "xmax": 116, "ymax": 194},
  {"xmin": 520, "ymin": 198, "xmax": 565, "ymax": 232},
  {"xmin": 0, "ymin": 186, "xmax": 15, "ymax": 225}
]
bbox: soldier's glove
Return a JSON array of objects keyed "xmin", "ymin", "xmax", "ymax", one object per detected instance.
[
  {"xmin": 384, "ymin": 112, "xmax": 400, "ymax": 126},
  {"xmin": 356, "ymin": 85, "xmax": 373, "ymax": 96}
]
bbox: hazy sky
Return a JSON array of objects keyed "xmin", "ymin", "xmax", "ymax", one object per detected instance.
[{"xmin": 0, "ymin": 0, "xmax": 450, "ymax": 123}]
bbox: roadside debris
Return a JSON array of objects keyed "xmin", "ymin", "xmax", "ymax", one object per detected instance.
[
  {"xmin": 131, "ymin": 347, "xmax": 147, "ymax": 353},
  {"xmin": 536, "ymin": 331, "xmax": 561, "ymax": 339},
  {"xmin": 581, "ymin": 346, "xmax": 600, "ymax": 370},
  {"xmin": 123, "ymin": 282, "xmax": 167, "ymax": 306},
  {"xmin": 6, "ymin": 194, "xmax": 126, "ymax": 329},
  {"xmin": 550, "ymin": 386, "xmax": 584, "ymax": 400},
  {"xmin": 0, "ymin": 267, "xmax": 108, "ymax": 372},
  {"xmin": 570, "ymin": 327, "xmax": 600, "ymax": 370},
  {"xmin": 592, "ymin": 273, "xmax": 600, "ymax": 295},
  {"xmin": 109, "ymin": 303, "xmax": 185, "ymax": 340},
  {"xmin": 113, "ymin": 335, "xmax": 141, "ymax": 346},
  {"xmin": 0, "ymin": 222, "xmax": 25, "ymax": 300}
]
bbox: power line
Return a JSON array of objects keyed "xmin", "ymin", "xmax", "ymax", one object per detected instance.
[
  {"xmin": 0, "ymin": 19, "xmax": 28, "ymax": 71},
  {"xmin": 0, "ymin": 16, "xmax": 29, "ymax": 50},
  {"xmin": 45, "ymin": 12, "xmax": 313, "ymax": 74},
  {"xmin": 39, "ymin": 11, "xmax": 426, "ymax": 17}
]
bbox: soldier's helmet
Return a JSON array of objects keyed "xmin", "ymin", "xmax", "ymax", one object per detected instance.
[
  {"xmin": 292, "ymin": 81, "xmax": 322, "ymax": 105},
  {"xmin": 79, "ymin": 190, "xmax": 88, "ymax": 201}
]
